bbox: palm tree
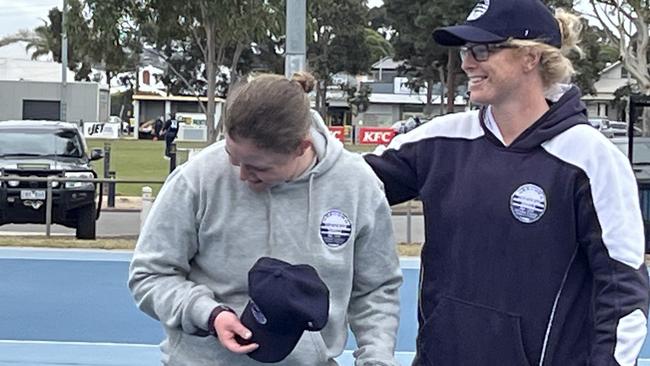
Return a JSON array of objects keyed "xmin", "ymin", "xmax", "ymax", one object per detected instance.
[{"xmin": 25, "ymin": 23, "xmax": 58, "ymax": 60}]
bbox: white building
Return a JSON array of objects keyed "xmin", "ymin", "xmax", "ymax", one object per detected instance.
[
  {"xmin": 0, "ymin": 41, "xmax": 108, "ymax": 123},
  {"xmin": 582, "ymin": 61, "xmax": 636, "ymax": 121}
]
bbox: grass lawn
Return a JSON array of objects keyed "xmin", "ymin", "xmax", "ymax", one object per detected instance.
[
  {"xmin": 86, "ymin": 139, "xmax": 208, "ymax": 196},
  {"xmin": 86, "ymin": 138, "xmax": 376, "ymax": 196}
]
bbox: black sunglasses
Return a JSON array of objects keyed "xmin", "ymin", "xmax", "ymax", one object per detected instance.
[{"xmin": 459, "ymin": 43, "xmax": 518, "ymax": 62}]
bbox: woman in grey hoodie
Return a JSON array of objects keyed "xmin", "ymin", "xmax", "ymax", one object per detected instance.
[{"xmin": 128, "ymin": 73, "xmax": 403, "ymax": 366}]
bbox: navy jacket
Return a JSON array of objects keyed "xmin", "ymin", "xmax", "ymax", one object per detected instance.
[{"xmin": 365, "ymin": 87, "xmax": 649, "ymax": 366}]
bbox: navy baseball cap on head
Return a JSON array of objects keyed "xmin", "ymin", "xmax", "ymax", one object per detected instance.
[
  {"xmin": 432, "ymin": 0, "xmax": 562, "ymax": 48},
  {"xmin": 240, "ymin": 257, "xmax": 330, "ymax": 363}
]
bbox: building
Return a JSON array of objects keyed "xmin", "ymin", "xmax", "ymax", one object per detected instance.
[
  {"xmin": 0, "ymin": 80, "xmax": 109, "ymax": 123},
  {"xmin": 582, "ymin": 61, "xmax": 636, "ymax": 121},
  {"xmin": 0, "ymin": 42, "xmax": 109, "ymax": 124},
  {"xmin": 132, "ymin": 94, "xmax": 225, "ymax": 141},
  {"xmin": 355, "ymin": 57, "xmax": 467, "ymax": 127}
]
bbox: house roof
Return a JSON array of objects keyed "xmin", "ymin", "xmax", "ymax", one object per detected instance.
[
  {"xmin": 599, "ymin": 61, "xmax": 622, "ymax": 75},
  {"xmin": 371, "ymin": 57, "xmax": 404, "ymax": 70},
  {"xmin": 133, "ymin": 94, "xmax": 226, "ymax": 103},
  {"xmin": 369, "ymin": 93, "xmax": 466, "ymax": 105}
]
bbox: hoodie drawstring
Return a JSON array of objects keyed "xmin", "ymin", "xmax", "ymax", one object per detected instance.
[
  {"xmin": 302, "ymin": 174, "xmax": 315, "ymax": 245},
  {"xmin": 266, "ymin": 190, "xmax": 274, "ymax": 256}
]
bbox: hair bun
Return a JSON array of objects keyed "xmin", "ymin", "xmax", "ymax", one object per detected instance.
[{"xmin": 290, "ymin": 71, "xmax": 316, "ymax": 93}]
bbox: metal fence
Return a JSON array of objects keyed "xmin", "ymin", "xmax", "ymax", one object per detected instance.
[
  {"xmin": 0, "ymin": 176, "xmax": 164, "ymax": 237},
  {"xmin": 0, "ymin": 176, "xmax": 421, "ymax": 242}
]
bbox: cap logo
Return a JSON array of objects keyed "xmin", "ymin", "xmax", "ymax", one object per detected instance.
[
  {"xmin": 510, "ymin": 183, "xmax": 547, "ymax": 223},
  {"xmin": 320, "ymin": 209, "xmax": 352, "ymax": 247},
  {"xmin": 250, "ymin": 301, "xmax": 268, "ymax": 325},
  {"xmin": 466, "ymin": 0, "xmax": 489, "ymax": 21}
]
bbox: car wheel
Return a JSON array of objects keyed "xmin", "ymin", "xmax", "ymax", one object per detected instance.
[{"xmin": 76, "ymin": 204, "xmax": 96, "ymax": 240}]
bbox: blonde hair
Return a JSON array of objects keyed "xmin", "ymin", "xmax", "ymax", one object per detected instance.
[
  {"xmin": 508, "ymin": 8, "xmax": 583, "ymax": 88},
  {"xmin": 290, "ymin": 71, "xmax": 316, "ymax": 93}
]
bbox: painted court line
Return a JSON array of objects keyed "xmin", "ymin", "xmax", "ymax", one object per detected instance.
[{"xmin": 0, "ymin": 340, "xmax": 417, "ymax": 365}]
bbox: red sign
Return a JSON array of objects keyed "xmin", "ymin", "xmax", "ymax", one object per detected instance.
[
  {"xmin": 358, "ymin": 127, "xmax": 396, "ymax": 144},
  {"xmin": 328, "ymin": 126, "xmax": 345, "ymax": 142}
]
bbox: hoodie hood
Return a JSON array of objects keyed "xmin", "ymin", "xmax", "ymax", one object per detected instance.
[
  {"xmin": 284, "ymin": 110, "xmax": 344, "ymax": 185},
  {"xmin": 482, "ymin": 85, "xmax": 588, "ymax": 151}
]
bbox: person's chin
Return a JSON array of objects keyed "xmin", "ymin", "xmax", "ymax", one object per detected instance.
[
  {"xmin": 247, "ymin": 181, "xmax": 271, "ymax": 192},
  {"xmin": 469, "ymin": 93, "xmax": 490, "ymax": 106}
]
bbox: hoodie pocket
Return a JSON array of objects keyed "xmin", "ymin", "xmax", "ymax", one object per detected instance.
[
  {"xmin": 280, "ymin": 331, "xmax": 330, "ymax": 365},
  {"xmin": 418, "ymin": 295, "xmax": 531, "ymax": 366}
]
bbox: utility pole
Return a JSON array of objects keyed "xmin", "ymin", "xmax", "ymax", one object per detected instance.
[
  {"xmin": 284, "ymin": 0, "xmax": 306, "ymax": 78},
  {"xmin": 60, "ymin": 0, "xmax": 68, "ymax": 122}
]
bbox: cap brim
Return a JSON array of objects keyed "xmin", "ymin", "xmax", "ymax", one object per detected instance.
[
  {"xmin": 240, "ymin": 301, "xmax": 304, "ymax": 363},
  {"xmin": 433, "ymin": 25, "xmax": 507, "ymax": 46}
]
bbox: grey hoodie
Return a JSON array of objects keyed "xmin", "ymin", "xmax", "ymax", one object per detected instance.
[{"xmin": 128, "ymin": 112, "xmax": 403, "ymax": 366}]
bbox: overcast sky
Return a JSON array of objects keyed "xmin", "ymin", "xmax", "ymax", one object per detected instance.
[
  {"xmin": 0, "ymin": 0, "xmax": 60, "ymax": 37},
  {"xmin": 0, "ymin": 0, "xmax": 595, "ymax": 40}
]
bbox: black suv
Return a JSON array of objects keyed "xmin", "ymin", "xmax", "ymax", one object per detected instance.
[{"xmin": 0, "ymin": 121, "xmax": 103, "ymax": 239}]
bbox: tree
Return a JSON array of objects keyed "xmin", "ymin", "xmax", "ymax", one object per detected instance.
[
  {"xmin": 23, "ymin": 1, "xmax": 94, "ymax": 80},
  {"xmin": 84, "ymin": 1, "xmax": 141, "ymax": 86},
  {"xmin": 385, "ymin": 0, "xmax": 475, "ymax": 115},
  {"xmin": 568, "ymin": 21, "xmax": 619, "ymax": 95},
  {"xmin": 136, "ymin": 0, "xmax": 280, "ymax": 142},
  {"xmin": 341, "ymin": 83, "xmax": 372, "ymax": 116},
  {"xmin": 586, "ymin": 0, "xmax": 649, "ymax": 133},
  {"xmin": 307, "ymin": 0, "xmax": 374, "ymax": 117},
  {"xmin": 540, "ymin": 0, "xmax": 619, "ymax": 95},
  {"xmin": 587, "ymin": 0, "xmax": 649, "ymax": 95},
  {"xmin": 364, "ymin": 27, "xmax": 394, "ymax": 63}
]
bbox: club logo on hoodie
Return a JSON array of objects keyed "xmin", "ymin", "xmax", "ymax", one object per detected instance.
[
  {"xmin": 510, "ymin": 183, "xmax": 547, "ymax": 223},
  {"xmin": 320, "ymin": 209, "xmax": 352, "ymax": 247}
]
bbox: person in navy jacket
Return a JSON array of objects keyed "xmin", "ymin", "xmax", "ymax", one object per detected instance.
[{"xmin": 365, "ymin": 0, "xmax": 649, "ymax": 365}]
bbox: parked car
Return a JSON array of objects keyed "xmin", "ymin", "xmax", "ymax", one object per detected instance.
[
  {"xmin": 590, "ymin": 118, "xmax": 642, "ymax": 138},
  {"xmin": 588, "ymin": 117, "xmax": 614, "ymax": 138},
  {"xmin": 611, "ymin": 136, "xmax": 650, "ymax": 252},
  {"xmin": 0, "ymin": 121, "xmax": 103, "ymax": 239}
]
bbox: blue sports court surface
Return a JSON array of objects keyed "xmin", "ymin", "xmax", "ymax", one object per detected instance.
[{"xmin": 0, "ymin": 247, "xmax": 648, "ymax": 365}]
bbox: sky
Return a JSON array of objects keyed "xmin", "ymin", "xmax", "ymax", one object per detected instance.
[
  {"xmin": 0, "ymin": 0, "xmax": 598, "ymax": 40},
  {"xmin": 0, "ymin": 0, "xmax": 60, "ymax": 37},
  {"xmin": 0, "ymin": 0, "xmax": 388, "ymax": 38}
]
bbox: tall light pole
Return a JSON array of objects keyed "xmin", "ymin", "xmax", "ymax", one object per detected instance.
[
  {"xmin": 284, "ymin": 0, "xmax": 306, "ymax": 78},
  {"xmin": 60, "ymin": 0, "xmax": 68, "ymax": 122}
]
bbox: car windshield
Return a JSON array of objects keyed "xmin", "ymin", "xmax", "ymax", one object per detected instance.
[
  {"xmin": 0, "ymin": 129, "xmax": 84, "ymax": 158},
  {"xmin": 614, "ymin": 140, "xmax": 650, "ymax": 165}
]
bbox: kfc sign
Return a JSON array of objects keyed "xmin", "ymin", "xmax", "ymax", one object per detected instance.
[
  {"xmin": 328, "ymin": 126, "xmax": 345, "ymax": 142},
  {"xmin": 358, "ymin": 127, "xmax": 395, "ymax": 144}
]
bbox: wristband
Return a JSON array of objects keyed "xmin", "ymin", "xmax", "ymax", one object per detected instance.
[{"xmin": 208, "ymin": 305, "xmax": 236, "ymax": 337}]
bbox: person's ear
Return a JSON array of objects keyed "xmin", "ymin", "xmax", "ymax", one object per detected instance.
[
  {"xmin": 296, "ymin": 139, "xmax": 313, "ymax": 156},
  {"xmin": 522, "ymin": 47, "xmax": 542, "ymax": 73}
]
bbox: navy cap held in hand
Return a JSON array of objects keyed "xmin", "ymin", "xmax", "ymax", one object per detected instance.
[
  {"xmin": 240, "ymin": 257, "xmax": 330, "ymax": 363},
  {"xmin": 433, "ymin": 0, "xmax": 562, "ymax": 48}
]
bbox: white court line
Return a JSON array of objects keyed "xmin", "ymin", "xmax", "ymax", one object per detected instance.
[
  {"xmin": 0, "ymin": 339, "xmax": 158, "ymax": 348},
  {"xmin": 0, "ymin": 246, "xmax": 133, "ymax": 261},
  {"xmin": 1, "ymin": 340, "xmax": 649, "ymax": 365}
]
